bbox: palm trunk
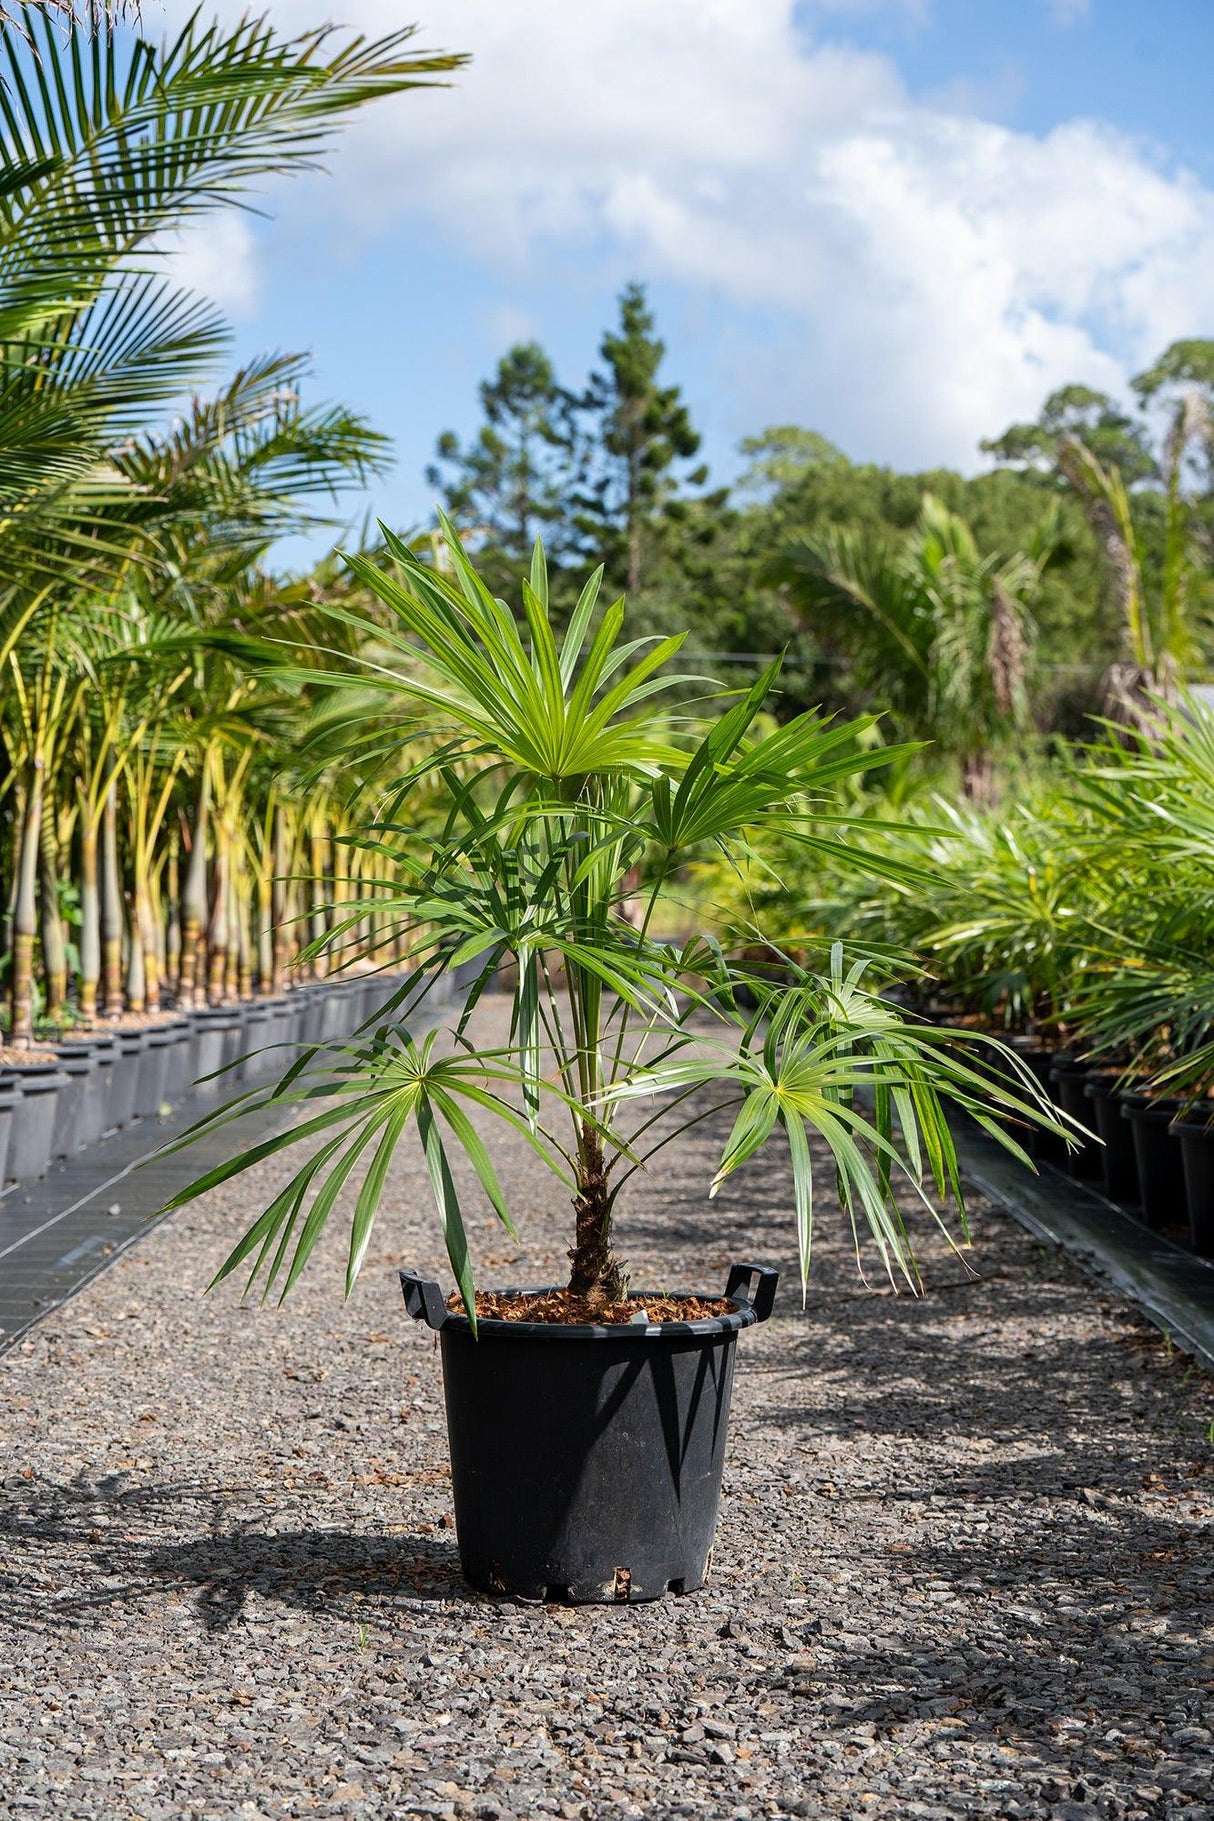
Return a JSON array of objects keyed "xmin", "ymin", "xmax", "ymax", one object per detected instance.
[
  {"xmin": 79, "ymin": 813, "xmax": 100, "ymax": 1023},
  {"xmin": 225, "ymin": 853, "xmax": 241, "ymax": 999},
  {"xmin": 309, "ymin": 824, "xmax": 329, "ymax": 979},
  {"xmin": 10, "ymin": 763, "xmax": 43, "ymax": 1047},
  {"xmin": 165, "ymin": 834, "xmax": 181, "ymax": 995},
  {"xmin": 101, "ymin": 777, "xmax": 124, "ymax": 1017},
  {"xmin": 566, "ymin": 1125, "xmax": 626, "ymax": 1304},
  {"xmin": 271, "ymin": 806, "xmax": 290, "ymax": 991},
  {"xmin": 38, "ymin": 798, "xmax": 66, "ymax": 1016},
  {"xmin": 125, "ymin": 898, "xmax": 146, "ymax": 1013},
  {"xmin": 207, "ymin": 825, "xmax": 228, "ymax": 1004},
  {"xmin": 180, "ymin": 774, "xmax": 210, "ymax": 1008},
  {"xmin": 133, "ymin": 879, "xmax": 158, "ymax": 1013},
  {"xmin": 1, "ymin": 783, "xmax": 20, "ymax": 966}
]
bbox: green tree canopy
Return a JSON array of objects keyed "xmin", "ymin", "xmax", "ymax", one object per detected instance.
[{"xmin": 981, "ymin": 384, "xmax": 1155, "ymax": 484}]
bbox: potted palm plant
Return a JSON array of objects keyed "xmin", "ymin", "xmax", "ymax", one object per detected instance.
[{"xmin": 169, "ymin": 525, "xmax": 1058, "ymax": 1602}]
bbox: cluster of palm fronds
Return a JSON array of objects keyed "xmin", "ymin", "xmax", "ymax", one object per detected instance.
[
  {"xmin": 722, "ymin": 698, "xmax": 1214, "ymax": 1101},
  {"xmin": 169, "ymin": 529, "xmax": 1065, "ymax": 1312},
  {"xmin": 0, "ymin": 5, "xmax": 463, "ymax": 1041}
]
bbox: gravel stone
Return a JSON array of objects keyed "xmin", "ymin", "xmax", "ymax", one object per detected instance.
[{"xmin": 1, "ymin": 997, "xmax": 1211, "ymax": 1818}]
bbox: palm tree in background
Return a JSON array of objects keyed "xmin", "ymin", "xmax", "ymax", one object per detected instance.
[
  {"xmin": 772, "ymin": 495, "xmax": 1060, "ymax": 799},
  {"xmin": 1057, "ymin": 394, "xmax": 1214, "ymax": 725}
]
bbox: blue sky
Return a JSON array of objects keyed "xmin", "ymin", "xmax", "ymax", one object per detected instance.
[{"xmin": 148, "ymin": 0, "xmax": 1214, "ymax": 558}]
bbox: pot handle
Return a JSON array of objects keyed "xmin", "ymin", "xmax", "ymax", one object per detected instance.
[
  {"xmin": 725, "ymin": 1262, "xmax": 778, "ymax": 1322},
  {"xmin": 400, "ymin": 1269, "xmax": 452, "ymax": 1331}
]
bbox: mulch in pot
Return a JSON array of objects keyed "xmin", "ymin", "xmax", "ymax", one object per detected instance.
[{"xmin": 449, "ymin": 1288, "xmax": 734, "ymax": 1325}]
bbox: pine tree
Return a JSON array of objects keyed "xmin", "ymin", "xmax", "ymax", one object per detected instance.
[
  {"xmin": 427, "ymin": 343, "xmax": 574, "ymax": 582},
  {"xmin": 576, "ymin": 284, "xmax": 704, "ymax": 592}
]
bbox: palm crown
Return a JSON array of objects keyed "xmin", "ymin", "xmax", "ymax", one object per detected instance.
[{"xmin": 170, "ymin": 521, "xmax": 1060, "ymax": 1322}]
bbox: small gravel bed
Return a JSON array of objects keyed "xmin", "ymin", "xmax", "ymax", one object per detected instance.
[{"xmin": 2, "ymin": 1000, "xmax": 1212, "ymax": 1820}]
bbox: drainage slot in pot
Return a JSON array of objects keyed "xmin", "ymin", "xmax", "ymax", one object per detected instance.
[
  {"xmin": 543, "ymin": 1585, "xmax": 571, "ymax": 1604},
  {"xmin": 612, "ymin": 1566, "xmax": 632, "ymax": 1601},
  {"xmin": 667, "ymin": 1577, "xmax": 687, "ymax": 1594}
]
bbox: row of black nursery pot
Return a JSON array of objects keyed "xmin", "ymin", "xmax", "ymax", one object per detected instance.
[
  {"xmin": 986, "ymin": 1037, "xmax": 1214, "ymax": 1259},
  {"xmin": 0, "ymin": 970, "xmax": 424, "ymax": 1194}
]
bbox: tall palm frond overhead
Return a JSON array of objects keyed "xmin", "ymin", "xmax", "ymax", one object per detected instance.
[
  {"xmin": 0, "ymin": 3, "xmax": 466, "ymax": 1042},
  {"xmin": 0, "ymin": 5, "xmax": 463, "ymax": 563}
]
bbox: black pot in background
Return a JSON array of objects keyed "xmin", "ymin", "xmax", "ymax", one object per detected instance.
[
  {"xmin": 49, "ymin": 1050, "xmax": 101, "ymax": 1158},
  {"xmin": 1121, "ymin": 1094, "xmax": 1185, "ymax": 1231},
  {"xmin": 320, "ymin": 983, "xmax": 358, "ymax": 1044},
  {"xmin": 79, "ymin": 1036, "xmax": 120, "ymax": 1134},
  {"xmin": 256, "ymin": 998, "xmax": 293, "ymax": 1078},
  {"xmin": 190, "ymin": 1007, "xmax": 244, "ymax": 1097},
  {"xmin": 1010, "ymin": 1040, "xmax": 1070, "ymax": 1165},
  {"xmin": 236, "ymin": 1003, "xmax": 274, "ymax": 1084},
  {"xmin": 1171, "ymin": 1118, "xmax": 1214, "ymax": 1258},
  {"xmin": 0, "ymin": 1086, "xmax": 19, "ymax": 1188},
  {"xmin": 134, "ymin": 1028, "xmax": 177, "ymax": 1120},
  {"xmin": 157, "ymin": 1020, "xmax": 193, "ymax": 1109},
  {"xmin": 222, "ymin": 1004, "xmax": 250, "ymax": 1074},
  {"xmin": 301, "ymin": 987, "xmax": 328, "ymax": 1047},
  {"xmin": 1049, "ymin": 1058, "xmax": 1101, "ymax": 1180},
  {"xmin": 1083, "ymin": 1073, "xmax": 1141, "ymax": 1205},
  {"xmin": 109, "ymin": 1031, "xmax": 145, "ymax": 1130},
  {"xmin": 0, "ymin": 1065, "xmax": 68, "ymax": 1183},
  {"xmin": 402, "ymin": 1263, "xmax": 778, "ymax": 1603}
]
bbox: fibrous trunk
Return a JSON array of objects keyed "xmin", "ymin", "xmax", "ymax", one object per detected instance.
[{"xmin": 567, "ymin": 1125, "xmax": 626, "ymax": 1305}]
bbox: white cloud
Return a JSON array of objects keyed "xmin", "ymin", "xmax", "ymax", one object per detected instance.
[
  {"xmin": 157, "ymin": 211, "xmax": 260, "ymax": 317},
  {"xmin": 1047, "ymin": 0, "xmax": 1092, "ymax": 25},
  {"xmin": 148, "ymin": 0, "xmax": 1214, "ymax": 470}
]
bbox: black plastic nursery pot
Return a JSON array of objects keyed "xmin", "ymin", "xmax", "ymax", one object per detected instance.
[
  {"xmin": 134, "ymin": 1027, "xmax": 178, "ymax": 1120},
  {"xmin": 1121, "ymin": 1094, "xmax": 1185, "ymax": 1231},
  {"xmin": 1048, "ymin": 1058, "xmax": 1101, "ymax": 1181},
  {"xmin": 49, "ymin": 1050, "xmax": 101, "ymax": 1159},
  {"xmin": 235, "ymin": 1004, "xmax": 274, "ymax": 1084},
  {"xmin": 1083, "ymin": 1073, "xmax": 1141, "ymax": 1205},
  {"xmin": 1172, "ymin": 1119, "xmax": 1214, "ymax": 1259},
  {"xmin": 160, "ymin": 1020, "xmax": 193, "ymax": 1107},
  {"xmin": 57, "ymin": 1034, "xmax": 117, "ymax": 1134},
  {"xmin": 109, "ymin": 1031, "xmax": 145, "ymax": 1130},
  {"xmin": 0, "ymin": 1065, "xmax": 68, "ymax": 1183},
  {"xmin": 1010, "ymin": 1041, "xmax": 1069, "ymax": 1165},
  {"xmin": 190, "ymin": 1007, "xmax": 245, "ymax": 1097},
  {"xmin": 0, "ymin": 1085, "xmax": 18, "ymax": 1188},
  {"xmin": 402, "ymin": 1263, "xmax": 779, "ymax": 1604}
]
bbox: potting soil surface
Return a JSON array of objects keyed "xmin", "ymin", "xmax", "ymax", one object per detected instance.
[{"xmin": 2, "ymin": 997, "xmax": 1211, "ymax": 1820}]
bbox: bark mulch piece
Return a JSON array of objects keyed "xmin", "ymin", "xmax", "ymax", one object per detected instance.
[{"xmin": 1, "ymin": 997, "xmax": 1211, "ymax": 1819}]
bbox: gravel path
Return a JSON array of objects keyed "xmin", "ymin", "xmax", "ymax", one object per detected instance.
[{"xmin": 2, "ymin": 998, "xmax": 1212, "ymax": 1820}]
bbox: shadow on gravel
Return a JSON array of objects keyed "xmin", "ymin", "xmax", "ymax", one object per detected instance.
[
  {"xmin": 761, "ymin": 1304, "xmax": 1200, "ymax": 1450},
  {"xmin": 0, "ymin": 1475, "xmax": 471, "ymax": 1634},
  {"xmin": 816, "ymin": 1511, "xmax": 1212, "ymax": 1788}
]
